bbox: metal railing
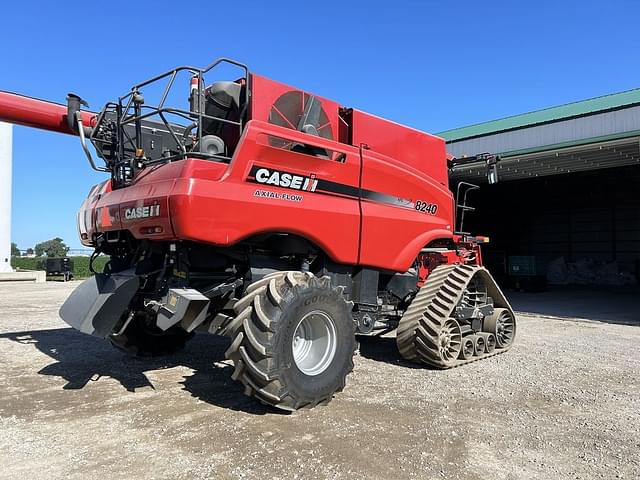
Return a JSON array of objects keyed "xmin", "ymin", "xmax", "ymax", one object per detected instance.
[{"xmin": 89, "ymin": 57, "xmax": 250, "ymax": 171}]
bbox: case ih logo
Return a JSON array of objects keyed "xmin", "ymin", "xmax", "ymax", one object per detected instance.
[
  {"xmin": 252, "ymin": 167, "xmax": 318, "ymax": 192},
  {"xmin": 247, "ymin": 165, "xmax": 437, "ymax": 214},
  {"xmin": 124, "ymin": 205, "xmax": 161, "ymax": 220}
]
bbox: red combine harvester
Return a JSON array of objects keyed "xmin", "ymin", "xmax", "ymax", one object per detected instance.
[{"xmin": 0, "ymin": 58, "xmax": 515, "ymax": 410}]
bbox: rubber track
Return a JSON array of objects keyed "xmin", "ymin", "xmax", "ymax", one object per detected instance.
[{"xmin": 396, "ymin": 264, "xmax": 516, "ymax": 369}]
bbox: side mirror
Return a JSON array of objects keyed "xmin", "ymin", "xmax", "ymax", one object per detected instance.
[
  {"xmin": 486, "ymin": 155, "xmax": 500, "ymax": 184},
  {"xmin": 488, "ymin": 162, "xmax": 499, "ymax": 184},
  {"xmin": 447, "ymin": 152, "xmax": 500, "ymax": 184}
]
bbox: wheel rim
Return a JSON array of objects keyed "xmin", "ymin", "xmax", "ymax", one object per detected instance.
[
  {"xmin": 292, "ymin": 310, "xmax": 337, "ymax": 376},
  {"xmin": 438, "ymin": 318, "xmax": 462, "ymax": 362},
  {"xmin": 495, "ymin": 310, "xmax": 515, "ymax": 347}
]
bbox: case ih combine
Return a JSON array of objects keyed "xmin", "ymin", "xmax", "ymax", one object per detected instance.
[{"xmin": 0, "ymin": 58, "xmax": 516, "ymax": 410}]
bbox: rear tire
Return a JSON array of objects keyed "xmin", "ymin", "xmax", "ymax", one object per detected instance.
[
  {"xmin": 225, "ymin": 272, "xmax": 356, "ymax": 411},
  {"xmin": 109, "ymin": 313, "xmax": 193, "ymax": 358}
]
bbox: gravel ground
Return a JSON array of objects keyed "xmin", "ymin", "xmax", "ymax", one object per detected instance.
[{"xmin": 0, "ymin": 281, "xmax": 638, "ymax": 480}]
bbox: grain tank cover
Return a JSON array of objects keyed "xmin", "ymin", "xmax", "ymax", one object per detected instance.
[{"xmin": 350, "ymin": 109, "xmax": 449, "ymax": 186}]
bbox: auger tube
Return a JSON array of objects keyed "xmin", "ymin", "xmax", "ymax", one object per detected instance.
[{"xmin": 0, "ymin": 91, "xmax": 95, "ymax": 135}]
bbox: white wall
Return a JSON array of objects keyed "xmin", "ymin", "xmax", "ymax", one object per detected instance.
[{"xmin": 0, "ymin": 122, "xmax": 13, "ymax": 272}]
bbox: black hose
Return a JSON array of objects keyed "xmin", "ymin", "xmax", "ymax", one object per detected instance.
[{"xmin": 89, "ymin": 248, "xmax": 102, "ymax": 274}]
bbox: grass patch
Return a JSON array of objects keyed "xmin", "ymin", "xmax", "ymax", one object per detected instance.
[{"xmin": 11, "ymin": 255, "xmax": 109, "ymax": 279}]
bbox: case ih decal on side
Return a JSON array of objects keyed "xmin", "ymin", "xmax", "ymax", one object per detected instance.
[
  {"xmin": 251, "ymin": 166, "xmax": 318, "ymax": 192},
  {"xmin": 248, "ymin": 164, "xmax": 438, "ymax": 213},
  {"xmin": 124, "ymin": 204, "xmax": 161, "ymax": 220}
]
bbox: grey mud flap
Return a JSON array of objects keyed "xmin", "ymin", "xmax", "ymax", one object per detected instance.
[{"xmin": 58, "ymin": 270, "xmax": 140, "ymax": 337}]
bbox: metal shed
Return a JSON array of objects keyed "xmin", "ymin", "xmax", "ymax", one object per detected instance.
[{"xmin": 439, "ymin": 89, "xmax": 640, "ymax": 295}]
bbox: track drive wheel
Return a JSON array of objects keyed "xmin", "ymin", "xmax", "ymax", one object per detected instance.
[
  {"xmin": 225, "ymin": 272, "xmax": 356, "ymax": 411},
  {"xmin": 109, "ymin": 312, "xmax": 194, "ymax": 358},
  {"xmin": 408, "ymin": 316, "xmax": 463, "ymax": 368}
]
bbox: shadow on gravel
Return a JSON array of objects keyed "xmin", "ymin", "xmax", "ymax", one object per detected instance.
[
  {"xmin": 357, "ymin": 335, "xmax": 438, "ymax": 370},
  {"xmin": 0, "ymin": 328, "xmax": 287, "ymax": 416}
]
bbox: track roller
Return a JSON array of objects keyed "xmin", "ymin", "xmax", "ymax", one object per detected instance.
[
  {"xmin": 459, "ymin": 336, "xmax": 475, "ymax": 360},
  {"xmin": 476, "ymin": 332, "xmax": 496, "ymax": 354},
  {"xmin": 473, "ymin": 335, "xmax": 485, "ymax": 355}
]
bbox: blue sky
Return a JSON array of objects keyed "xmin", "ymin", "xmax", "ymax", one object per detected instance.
[{"xmin": 3, "ymin": 0, "xmax": 640, "ymax": 250}]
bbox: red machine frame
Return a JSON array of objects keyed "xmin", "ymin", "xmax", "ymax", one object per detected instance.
[{"xmin": 67, "ymin": 73, "xmax": 461, "ymax": 274}]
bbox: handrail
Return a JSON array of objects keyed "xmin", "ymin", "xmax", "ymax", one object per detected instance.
[
  {"xmin": 88, "ymin": 57, "xmax": 251, "ymax": 175},
  {"xmin": 76, "ymin": 112, "xmax": 108, "ymax": 172}
]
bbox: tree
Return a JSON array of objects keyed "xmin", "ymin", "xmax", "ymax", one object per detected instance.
[
  {"xmin": 34, "ymin": 237, "xmax": 70, "ymax": 257},
  {"xmin": 26, "ymin": 248, "xmax": 34, "ymax": 256},
  {"xmin": 11, "ymin": 242, "xmax": 20, "ymax": 257}
]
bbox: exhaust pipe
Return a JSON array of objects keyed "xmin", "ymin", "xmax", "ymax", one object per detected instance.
[
  {"xmin": 65, "ymin": 93, "xmax": 107, "ymax": 172},
  {"xmin": 66, "ymin": 93, "xmax": 88, "ymax": 133}
]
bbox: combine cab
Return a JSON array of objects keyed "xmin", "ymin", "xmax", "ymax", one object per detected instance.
[{"xmin": 0, "ymin": 58, "xmax": 516, "ymax": 410}]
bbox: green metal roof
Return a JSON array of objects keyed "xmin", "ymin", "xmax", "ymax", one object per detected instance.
[{"xmin": 438, "ymin": 88, "xmax": 640, "ymax": 142}]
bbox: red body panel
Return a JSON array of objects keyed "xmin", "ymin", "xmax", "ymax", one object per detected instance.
[
  {"xmin": 77, "ymin": 181, "xmax": 110, "ymax": 242},
  {"xmin": 349, "ymin": 108, "xmax": 454, "ymax": 270},
  {"xmin": 82, "ymin": 162, "xmax": 196, "ymax": 244},
  {"xmin": 78, "ymin": 116, "xmax": 456, "ymax": 272},
  {"xmin": 351, "ymin": 109, "xmax": 449, "ymax": 186},
  {"xmin": 0, "ymin": 72, "xmax": 459, "ymax": 273},
  {"xmin": 0, "ymin": 91, "xmax": 95, "ymax": 135},
  {"xmin": 358, "ymin": 147, "xmax": 454, "ymax": 270}
]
